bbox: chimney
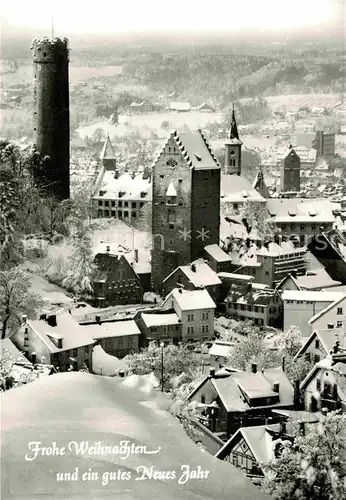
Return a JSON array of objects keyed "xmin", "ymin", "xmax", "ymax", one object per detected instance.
[
  {"xmin": 22, "ymin": 315, "xmax": 28, "ymax": 323},
  {"xmin": 209, "ymin": 367, "xmax": 216, "ymax": 378},
  {"xmin": 134, "ymin": 249, "xmax": 139, "ymax": 263},
  {"xmin": 131, "ymin": 170, "xmax": 136, "ymax": 179},
  {"xmin": 292, "ymin": 237, "xmax": 300, "ymax": 249},
  {"xmin": 191, "ymin": 263, "xmax": 196, "ymax": 272},
  {"xmin": 251, "ymin": 363, "xmax": 257, "ymax": 374},
  {"xmin": 280, "ymin": 421, "xmax": 287, "ymax": 434},
  {"xmin": 31, "ymin": 352, "xmax": 37, "ymax": 364},
  {"xmin": 245, "ymin": 237, "xmax": 251, "ymax": 248},
  {"xmin": 114, "ymin": 169, "xmax": 119, "ymax": 179},
  {"xmin": 299, "ymin": 422, "xmax": 305, "ymax": 436},
  {"xmin": 294, "ymin": 380, "xmax": 300, "ymax": 408},
  {"xmin": 178, "ymin": 288, "xmax": 183, "ymax": 293},
  {"xmin": 47, "ymin": 314, "xmax": 57, "ymax": 327},
  {"xmin": 291, "ymin": 270, "xmax": 297, "ymax": 278},
  {"xmin": 106, "ymin": 245, "xmax": 110, "ymax": 253},
  {"xmin": 273, "ymin": 382, "xmax": 280, "ymax": 393},
  {"xmin": 282, "ymin": 356, "xmax": 285, "ymax": 372},
  {"xmin": 40, "ymin": 313, "xmax": 47, "ymax": 321},
  {"xmin": 333, "ymin": 383, "xmax": 338, "ymax": 399},
  {"xmin": 95, "ymin": 315, "xmax": 101, "ymax": 325}
]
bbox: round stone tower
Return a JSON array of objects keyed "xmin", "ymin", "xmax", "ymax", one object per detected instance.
[{"xmin": 31, "ymin": 37, "xmax": 70, "ymax": 200}]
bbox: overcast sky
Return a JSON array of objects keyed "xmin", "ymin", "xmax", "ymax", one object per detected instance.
[{"xmin": 0, "ymin": 0, "xmax": 343, "ymax": 35}]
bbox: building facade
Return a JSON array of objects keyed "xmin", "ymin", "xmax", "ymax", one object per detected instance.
[
  {"xmin": 11, "ymin": 311, "xmax": 94, "ymax": 372},
  {"xmin": 282, "ymin": 290, "xmax": 344, "ymax": 337},
  {"xmin": 93, "ymin": 252, "xmax": 143, "ymax": 306},
  {"xmin": 31, "ymin": 37, "xmax": 70, "ymax": 200},
  {"xmin": 151, "ymin": 129, "xmax": 221, "ymax": 290},
  {"xmin": 280, "ymin": 146, "xmax": 300, "ymax": 193}
]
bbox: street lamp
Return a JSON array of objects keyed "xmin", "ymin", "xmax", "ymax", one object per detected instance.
[{"xmin": 160, "ymin": 342, "xmax": 164, "ymax": 392}]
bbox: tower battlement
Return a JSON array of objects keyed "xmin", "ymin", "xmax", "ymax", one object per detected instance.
[{"xmin": 31, "ymin": 37, "xmax": 69, "ymax": 63}]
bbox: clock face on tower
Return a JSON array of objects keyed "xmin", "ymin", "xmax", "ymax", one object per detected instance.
[{"xmin": 167, "ymin": 158, "xmax": 177, "ymax": 169}]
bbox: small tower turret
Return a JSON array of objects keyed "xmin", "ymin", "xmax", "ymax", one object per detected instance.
[{"xmin": 224, "ymin": 103, "xmax": 243, "ymax": 176}]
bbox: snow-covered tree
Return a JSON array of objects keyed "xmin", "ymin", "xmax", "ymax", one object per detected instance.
[
  {"xmin": 62, "ymin": 225, "xmax": 95, "ymax": 298},
  {"xmin": 262, "ymin": 411, "xmax": 346, "ymax": 500},
  {"xmin": 0, "ymin": 266, "xmax": 43, "ymax": 339}
]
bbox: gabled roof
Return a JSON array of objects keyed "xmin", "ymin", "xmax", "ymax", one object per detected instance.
[
  {"xmin": 25, "ymin": 310, "xmax": 95, "ymax": 353},
  {"xmin": 141, "ymin": 312, "xmax": 180, "ymax": 328},
  {"xmin": 309, "ymin": 294, "xmax": 346, "ymax": 325},
  {"xmin": 209, "ymin": 341, "xmax": 234, "ymax": 358},
  {"xmin": 189, "ymin": 367, "xmax": 293, "ymax": 412},
  {"xmin": 216, "ymin": 424, "xmax": 281, "ymax": 464},
  {"xmin": 204, "ymin": 244, "xmax": 232, "ymax": 263},
  {"xmin": 282, "ymin": 290, "xmax": 343, "ymax": 303},
  {"xmin": 172, "ymin": 288, "xmax": 216, "ymax": 311},
  {"xmin": 221, "ymin": 174, "xmax": 266, "ymax": 202},
  {"xmin": 252, "ymin": 167, "xmax": 271, "ymax": 199},
  {"xmin": 99, "ymin": 135, "xmax": 116, "ymax": 160},
  {"xmin": 294, "ymin": 269, "xmax": 341, "ymax": 291},
  {"xmin": 163, "ymin": 259, "xmax": 221, "ymax": 288},
  {"xmin": 266, "ymin": 198, "xmax": 336, "ymax": 223},
  {"xmin": 295, "ymin": 329, "xmax": 346, "ymax": 360},
  {"xmin": 153, "ymin": 130, "xmax": 220, "ymax": 171},
  {"xmin": 225, "ymin": 104, "xmax": 243, "ymax": 145},
  {"xmin": 80, "ymin": 320, "xmax": 141, "ymax": 339},
  {"xmin": 169, "ymin": 102, "xmax": 191, "ymax": 111}
]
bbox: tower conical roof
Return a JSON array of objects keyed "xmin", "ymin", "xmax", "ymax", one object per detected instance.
[
  {"xmin": 225, "ymin": 104, "xmax": 243, "ymax": 145},
  {"xmin": 100, "ymin": 134, "xmax": 116, "ymax": 161},
  {"xmin": 229, "ymin": 104, "xmax": 239, "ymax": 140}
]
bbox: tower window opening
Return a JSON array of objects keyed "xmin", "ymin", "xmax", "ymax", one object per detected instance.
[{"xmin": 43, "ymin": 52, "xmax": 47, "ymax": 57}]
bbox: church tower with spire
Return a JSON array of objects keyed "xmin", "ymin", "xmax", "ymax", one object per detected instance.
[{"xmin": 224, "ymin": 104, "xmax": 243, "ymax": 176}]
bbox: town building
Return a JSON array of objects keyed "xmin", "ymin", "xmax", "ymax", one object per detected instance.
[
  {"xmin": 221, "ymin": 175, "xmax": 267, "ymax": 215},
  {"xmin": 209, "ymin": 341, "xmax": 234, "ymax": 368},
  {"xmin": 300, "ymin": 350, "xmax": 346, "ymax": 412},
  {"xmin": 136, "ymin": 312, "xmax": 182, "ymax": 345},
  {"xmin": 282, "ymin": 290, "xmax": 345, "ymax": 337},
  {"xmin": 188, "ymin": 364, "xmax": 296, "ymax": 437},
  {"xmin": 93, "ymin": 247, "xmax": 144, "ymax": 306},
  {"xmin": 224, "ymin": 283, "xmax": 283, "ymax": 328},
  {"xmin": 277, "ymin": 269, "xmax": 341, "ymax": 292},
  {"xmin": 224, "ymin": 105, "xmax": 242, "ymax": 176},
  {"xmin": 308, "ymin": 294, "xmax": 346, "ymax": 333},
  {"xmin": 215, "ymin": 413, "xmax": 318, "ymax": 479},
  {"xmin": 266, "ymin": 198, "xmax": 336, "ymax": 246},
  {"xmin": 79, "ymin": 319, "xmax": 140, "ymax": 358},
  {"xmin": 163, "ymin": 288, "xmax": 216, "ymax": 342},
  {"xmin": 135, "ymin": 287, "xmax": 216, "ymax": 345},
  {"xmin": 315, "ymin": 129, "xmax": 336, "ymax": 158},
  {"xmin": 221, "ymin": 238, "xmax": 308, "ymax": 289},
  {"xmin": 169, "ymin": 102, "xmax": 191, "ymax": 112},
  {"xmin": 151, "ymin": 129, "xmax": 221, "ymax": 290},
  {"xmin": 252, "ymin": 166, "xmax": 271, "ymax": 199},
  {"xmin": 294, "ymin": 329, "xmax": 345, "ymax": 365},
  {"xmin": 11, "ymin": 310, "xmax": 95, "ymax": 372},
  {"xmin": 91, "ymin": 137, "xmax": 152, "ymax": 221},
  {"xmin": 31, "ymin": 37, "xmax": 70, "ymax": 200},
  {"xmin": 204, "ymin": 244, "xmax": 232, "ymax": 274},
  {"xmin": 162, "ymin": 259, "xmax": 221, "ymax": 301},
  {"xmin": 308, "ymin": 229, "xmax": 346, "ymax": 284},
  {"xmin": 279, "ymin": 145, "xmax": 301, "ymax": 193}
]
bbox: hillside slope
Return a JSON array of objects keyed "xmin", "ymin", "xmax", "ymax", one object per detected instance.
[{"xmin": 1, "ymin": 372, "xmax": 268, "ymax": 499}]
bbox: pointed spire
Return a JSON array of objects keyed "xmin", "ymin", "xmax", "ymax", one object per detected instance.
[
  {"xmin": 229, "ymin": 102, "xmax": 239, "ymax": 140},
  {"xmin": 257, "ymin": 164, "xmax": 264, "ymax": 181},
  {"xmin": 100, "ymin": 134, "xmax": 116, "ymax": 161}
]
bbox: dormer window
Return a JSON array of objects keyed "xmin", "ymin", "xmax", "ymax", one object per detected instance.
[{"xmin": 140, "ymin": 191, "xmax": 147, "ymax": 198}]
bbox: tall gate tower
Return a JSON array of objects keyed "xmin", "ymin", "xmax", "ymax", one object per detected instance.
[{"xmin": 31, "ymin": 37, "xmax": 70, "ymax": 199}]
